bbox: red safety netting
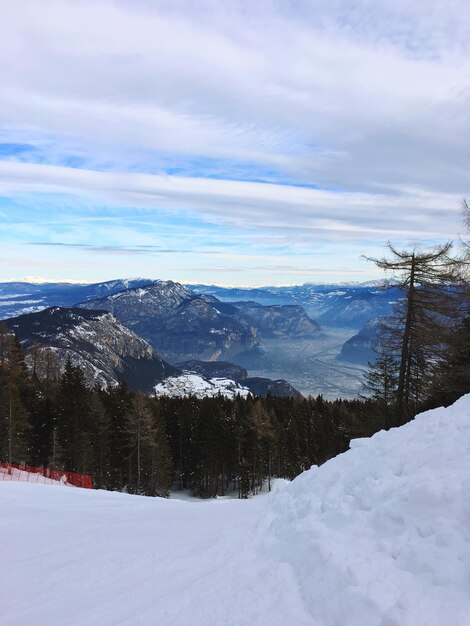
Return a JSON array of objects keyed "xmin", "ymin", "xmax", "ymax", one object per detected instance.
[{"xmin": 0, "ymin": 463, "xmax": 92, "ymax": 489}]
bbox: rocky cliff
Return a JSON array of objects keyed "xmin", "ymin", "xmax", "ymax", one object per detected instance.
[{"xmin": 5, "ymin": 306, "xmax": 177, "ymax": 391}]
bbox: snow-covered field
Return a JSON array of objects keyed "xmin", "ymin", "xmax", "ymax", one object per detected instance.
[{"xmin": 2, "ymin": 396, "xmax": 470, "ymax": 625}]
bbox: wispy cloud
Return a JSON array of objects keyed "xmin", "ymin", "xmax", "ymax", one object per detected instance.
[
  {"xmin": 0, "ymin": 0, "xmax": 468, "ymax": 284},
  {"xmin": 0, "ymin": 161, "xmax": 464, "ymax": 243}
]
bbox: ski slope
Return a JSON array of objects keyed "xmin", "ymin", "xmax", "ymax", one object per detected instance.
[{"xmin": 1, "ymin": 396, "xmax": 470, "ymax": 625}]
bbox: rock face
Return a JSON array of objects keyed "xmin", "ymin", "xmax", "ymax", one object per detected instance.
[
  {"xmin": 233, "ymin": 302, "xmax": 320, "ymax": 338},
  {"xmin": 340, "ymin": 317, "xmax": 381, "ymax": 365},
  {"xmin": 78, "ymin": 280, "xmax": 259, "ymax": 363},
  {"xmin": 5, "ymin": 307, "xmax": 177, "ymax": 391}
]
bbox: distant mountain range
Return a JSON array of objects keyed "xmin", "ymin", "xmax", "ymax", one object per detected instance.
[
  {"xmin": 0, "ymin": 278, "xmax": 399, "ymax": 397},
  {"xmin": 190, "ymin": 283, "xmax": 401, "ymax": 329},
  {"xmin": 0, "ymin": 278, "xmax": 152, "ymax": 320}
]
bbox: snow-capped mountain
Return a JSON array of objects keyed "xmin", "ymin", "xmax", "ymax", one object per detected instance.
[
  {"xmin": 192, "ymin": 283, "xmax": 402, "ymax": 329},
  {"xmin": 78, "ymin": 280, "xmax": 260, "ymax": 363},
  {"xmin": 0, "ymin": 278, "xmax": 153, "ymax": 320},
  {"xmin": 4, "ymin": 306, "xmax": 177, "ymax": 391}
]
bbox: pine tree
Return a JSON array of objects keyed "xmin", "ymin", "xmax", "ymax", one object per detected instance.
[
  {"xmin": 362, "ymin": 339, "xmax": 398, "ymax": 428},
  {"xmin": 126, "ymin": 393, "xmax": 156, "ymax": 494},
  {"xmin": 25, "ymin": 344, "xmax": 60, "ymax": 467},
  {"xmin": 365, "ymin": 242, "xmax": 464, "ymax": 420},
  {"xmin": 56, "ymin": 355, "xmax": 92, "ymax": 472},
  {"xmin": 1, "ymin": 336, "xmax": 31, "ymax": 464},
  {"xmin": 101, "ymin": 382, "xmax": 133, "ymax": 491},
  {"xmin": 148, "ymin": 401, "xmax": 173, "ymax": 497}
]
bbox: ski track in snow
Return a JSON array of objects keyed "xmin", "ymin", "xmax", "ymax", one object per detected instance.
[{"xmin": 1, "ymin": 396, "xmax": 470, "ymax": 625}]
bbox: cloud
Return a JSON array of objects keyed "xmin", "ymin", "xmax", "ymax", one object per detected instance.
[
  {"xmin": 28, "ymin": 242, "xmax": 221, "ymax": 255},
  {"xmin": 0, "ymin": 161, "xmax": 464, "ymax": 245},
  {"xmin": 0, "ymin": 1, "xmax": 469, "ymax": 284},
  {"xmin": 0, "ymin": 0, "xmax": 469, "ymax": 193}
]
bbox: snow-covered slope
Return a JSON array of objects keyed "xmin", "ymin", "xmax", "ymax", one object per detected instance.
[
  {"xmin": 1, "ymin": 396, "xmax": 469, "ymax": 625},
  {"xmin": 154, "ymin": 372, "xmax": 251, "ymax": 399}
]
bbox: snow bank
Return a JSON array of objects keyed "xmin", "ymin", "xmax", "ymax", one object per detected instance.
[
  {"xmin": 264, "ymin": 394, "xmax": 470, "ymax": 625},
  {"xmin": 1, "ymin": 396, "xmax": 469, "ymax": 625}
]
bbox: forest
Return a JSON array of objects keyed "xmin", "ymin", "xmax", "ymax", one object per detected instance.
[{"xmin": 1, "ymin": 241, "xmax": 469, "ymax": 498}]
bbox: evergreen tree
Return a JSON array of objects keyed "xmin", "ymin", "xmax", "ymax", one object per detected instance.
[
  {"xmin": 0, "ymin": 336, "xmax": 31, "ymax": 464},
  {"xmin": 126, "ymin": 393, "xmax": 156, "ymax": 494},
  {"xmin": 362, "ymin": 340, "xmax": 398, "ymax": 428},
  {"xmin": 365, "ymin": 242, "xmax": 464, "ymax": 420},
  {"xmin": 102, "ymin": 382, "xmax": 133, "ymax": 491},
  {"xmin": 56, "ymin": 355, "xmax": 92, "ymax": 472},
  {"xmin": 25, "ymin": 344, "xmax": 60, "ymax": 467},
  {"xmin": 148, "ymin": 401, "xmax": 173, "ymax": 497}
]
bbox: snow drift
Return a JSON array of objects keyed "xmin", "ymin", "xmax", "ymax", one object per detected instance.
[{"xmin": 1, "ymin": 395, "xmax": 469, "ymax": 625}]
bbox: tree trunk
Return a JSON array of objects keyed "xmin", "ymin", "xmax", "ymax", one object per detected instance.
[{"xmin": 397, "ymin": 253, "xmax": 415, "ymax": 419}]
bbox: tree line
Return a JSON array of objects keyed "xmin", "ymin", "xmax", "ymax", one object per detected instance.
[
  {"xmin": 0, "ymin": 327, "xmax": 386, "ymax": 498},
  {"xmin": 2, "ymin": 235, "xmax": 470, "ymax": 498}
]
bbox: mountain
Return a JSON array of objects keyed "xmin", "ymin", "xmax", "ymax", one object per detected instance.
[
  {"xmin": 188, "ymin": 284, "xmax": 294, "ymax": 306},
  {"xmin": 232, "ymin": 301, "xmax": 320, "ymax": 338},
  {"xmin": 4, "ymin": 306, "xmax": 177, "ymax": 391},
  {"xmin": 340, "ymin": 317, "xmax": 381, "ymax": 365},
  {"xmin": 192, "ymin": 283, "xmax": 402, "ymax": 329},
  {"xmin": 0, "ymin": 278, "xmax": 153, "ymax": 320},
  {"xmin": 78, "ymin": 280, "xmax": 259, "ymax": 363},
  {"xmin": 315, "ymin": 287, "xmax": 401, "ymax": 329}
]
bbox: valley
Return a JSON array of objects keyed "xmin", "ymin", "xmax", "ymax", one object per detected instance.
[
  {"xmin": 239, "ymin": 330, "xmax": 368, "ymax": 399},
  {"xmin": 0, "ymin": 279, "xmax": 382, "ymax": 399}
]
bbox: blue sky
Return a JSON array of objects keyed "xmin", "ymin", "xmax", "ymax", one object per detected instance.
[{"xmin": 0, "ymin": 0, "xmax": 469, "ymax": 285}]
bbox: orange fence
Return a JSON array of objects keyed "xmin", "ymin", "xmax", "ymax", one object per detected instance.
[{"xmin": 0, "ymin": 463, "xmax": 93, "ymax": 489}]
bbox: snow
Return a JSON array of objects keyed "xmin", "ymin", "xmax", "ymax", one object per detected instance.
[
  {"xmin": 1, "ymin": 395, "xmax": 470, "ymax": 625},
  {"xmin": 154, "ymin": 373, "xmax": 251, "ymax": 398}
]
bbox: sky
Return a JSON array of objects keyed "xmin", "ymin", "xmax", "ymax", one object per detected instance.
[{"xmin": 0, "ymin": 0, "xmax": 469, "ymax": 286}]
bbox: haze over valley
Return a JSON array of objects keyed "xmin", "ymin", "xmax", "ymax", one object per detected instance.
[{"xmin": 0, "ymin": 277, "xmax": 391, "ymax": 398}]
